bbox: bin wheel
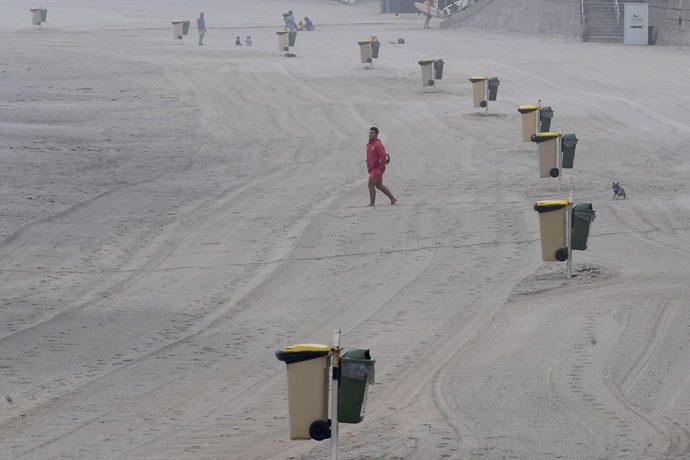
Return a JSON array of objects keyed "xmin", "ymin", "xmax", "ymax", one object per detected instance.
[
  {"xmin": 480, "ymin": 100, "xmax": 487, "ymax": 108},
  {"xmin": 549, "ymin": 168, "xmax": 560, "ymax": 178},
  {"xmin": 555, "ymin": 248, "xmax": 569, "ymax": 261},
  {"xmin": 367, "ymin": 58, "xmax": 372, "ymax": 63},
  {"xmin": 530, "ymin": 134, "xmax": 538, "ymax": 142},
  {"xmin": 428, "ymin": 80, "xmax": 435, "ymax": 86},
  {"xmin": 309, "ymin": 420, "xmax": 331, "ymax": 441}
]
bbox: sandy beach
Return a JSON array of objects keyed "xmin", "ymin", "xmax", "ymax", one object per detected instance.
[{"xmin": 1, "ymin": 0, "xmax": 690, "ymax": 458}]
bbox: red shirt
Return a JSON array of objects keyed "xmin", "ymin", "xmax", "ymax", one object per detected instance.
[{"xmin": 366, "ymin": 138, "xmax": 387, "ymax": 173}]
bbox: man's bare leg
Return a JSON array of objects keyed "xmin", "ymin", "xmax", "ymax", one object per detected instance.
[
  {"xmin": 368, "ymin": 179, "xmax": 376, "ymax": 206},
  {"xmin": 376, "ymin": 180, "xmax": 397, "ymax": 205}
]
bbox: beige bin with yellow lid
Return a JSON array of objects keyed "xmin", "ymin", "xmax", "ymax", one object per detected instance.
[
  {"xmin": 358, "ymin": 40, "xmax": 372, "ymax": 64},
  {"xmin": 534, "ymin": 200, "xmax": 571, "ymax": 261},
  {"xmin": 276, "ymin": 344, "xmax": 334, "ymax": 440},
  {"xmin": 531, "ymin": 132, "xmax": 561, "ymax": 178},
  {"xmin": 518, "ymin": 105, "xmax": 540, "ymax": 142},
  {"xmin": 276, "ymin": 29, "xmax": 289, "ymax": 52},
  {"xmin": 469, "ymin": 76, "xmax": 488, "ymax": 107}
]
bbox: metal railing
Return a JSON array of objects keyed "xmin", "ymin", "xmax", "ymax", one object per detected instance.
[
  {"xmin": 439, "ymin": 0, "xmax": 494, "ymax": 29},
  {"xmin": 581, "ymin": 0, "xmax": 586, "ymax": 24},
  {"xmin": 613, "ymin": 0, "xmax": 621, "ymax": 25}
]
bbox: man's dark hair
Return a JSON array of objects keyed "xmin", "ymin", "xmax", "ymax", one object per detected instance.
[{"xmin": 370, "ymin": 126, "xmax": 379, "ymax": 134}]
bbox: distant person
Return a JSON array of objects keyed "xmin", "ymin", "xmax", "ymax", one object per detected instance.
[
  {"xmin": 245, "ymin": 35, "xmax": 252, "ymax": 47},
  {"xmin": 197, "ymin": 12, "xmax": 206, "ymax": 45},
  {"xmin": 235, "ymin": 36, "xmax": 242, "ymax": 46},
  {"xmin": 297, "ymin": 20, "xmax": 304, "ymax": 31},
  {"xmin": 366, "ymin": 127, "xmax": 396, "ymax": 207},
  {"xmin": 423, "ymin": 0, "xmax": 432, "ymax": 29},
  {"xmin": 285, "ymin": 10, "xmax": 297, "ymax": 47},
  {"xmin": 304, "ymin": 17, "xmax": 314, "ymax": 31}
]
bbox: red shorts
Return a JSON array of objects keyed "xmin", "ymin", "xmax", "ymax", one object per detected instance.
[{"xmin": 368, "ymin": 168, "xmax": 384, "ymax": 181}]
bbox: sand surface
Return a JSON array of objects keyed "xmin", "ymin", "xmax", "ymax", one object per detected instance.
[{"xmin": 2, "ymin": 1, "xmax": 690, "ymax": 458}]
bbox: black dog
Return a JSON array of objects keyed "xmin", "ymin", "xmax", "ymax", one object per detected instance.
[{"xmin": 612, "ymin": 181, "xmax": 626, "ymax": 199}]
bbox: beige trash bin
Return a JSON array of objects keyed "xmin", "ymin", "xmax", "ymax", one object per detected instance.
[
  {"xmin": 532, "ymin": 132, "xmax": 561, "ymax": 178},
  {"xmin": 534, "ymin": 200, "xmax": 571, "ymax": 261},
  {"xmin": 418, "ymin": 60, "xmax": 434, "ymax": 86},
  {"xmin": 518, "ymin": 105, "xmax": 540, "ymax": 143},
  {"xmin": 469, "ymin": 76, "xmax": 488, "ymax": 108},
  {"xmin": 276, "ymin": 344, "xmax": 334, "ymax": 440},
  {"xmin": 31, "ymin": 8, "xmax": 42, "ymax": 25},
  {"xmin": 172, "ymin": 21, "xmax": 184, "ymax": 40},
  {"xmin": 358, "ymin": 40, "xmax": 372, "ymax": 64},
  {"xmin": 276, "ymin": 30, "xmax": 289, "ymax": 52}
]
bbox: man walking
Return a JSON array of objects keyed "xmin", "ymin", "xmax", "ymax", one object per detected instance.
[
  {"xmin": 197, "ymin": 12, "xmax": 206, "ymax": 45},
  {"xmin": 366, "ymin": 127, "xmax": 397, "ymax": 206},
  {"xmin": 285, "ymin": 10, "xmax": 297, "ymax": 47}
]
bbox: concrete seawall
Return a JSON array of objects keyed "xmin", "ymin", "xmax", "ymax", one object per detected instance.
[
  {"xmin": 458, "ymin": 0, "xmax": 582, "ymax": 39},
  {"xmin": 648, "ymin": 0, "xmax": 690, "ymax": 45}
]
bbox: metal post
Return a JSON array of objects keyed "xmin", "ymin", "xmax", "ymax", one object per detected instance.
[
  {"xmin": 567, "ymin": 191, "xmax": 573, "ymax": 279},
  {"xmin": 330, "ymin": 329, "xmax": 341, "ymax": 460},
  {"xmin": 557, "ymin": 135, "xmax": 562, "ymax": 192},
  {"xmin": 484, "ymin": 80, "xmax": 489, "ymax": 115}
]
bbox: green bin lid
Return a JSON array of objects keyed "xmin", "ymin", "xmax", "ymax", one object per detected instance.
[
  {"xmin": 276, "ymin": 343, "xmax": 334, "ymax": 364},
  {"xmin": 518, "ymin": 105, "xmax": 540, "ymax": 114},
  {"xmin": 341, "ymin": 348, "xmax": 372, "ymax": 361},
  {"xmin": 276, "ymin": 29, "xmax": 288, "ymax": 35},
  {"xmin": 469, "ymin": 76, "xmax": 488, "ymax": 82},
  {"xmin": 358, "ymin": 40, "xmax": 372, "ymax": 45},
  {"xmin": 418, "ymin": 59, "xmax": 434, "ymax": 65},
  {"xmin": 534, "ymin": 199, "xmax": 571, "ymax": 213}
]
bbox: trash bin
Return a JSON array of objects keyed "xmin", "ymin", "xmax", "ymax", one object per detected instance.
[
  {"xmin": 358, "ymin": 40, "xmax": 372, "ymax": 64},
  {"xmin": 182, "ymin": 20, "xmax": 190, "ymax": 35},
  {"xmin": 288, "ymin": 31, "xmax": 297, "ymax": 47},
  {"xmin": 172, "ymin": 21, "xmax": 184, "ymax": 40},
  {"xmin": 276, "ymin": 30, "xmax": 289, "ymax": 52},
  {"xmin": 371, "ymin": 40, "xmax": 381, "ymax": 58},
  {"xmin": 276, "ymin": 344, "xmax": 334, "ymax": 440},
  {"xmin": 571, "ymin": 202, "xmax": 595, "ymax": 250},
  {"xmin": 518, "ymin": 105, "xmax": 540, "ymax": 143},
  {"xmin": 648, "ymin": 25, "xmax": 657, "ymax": 45},
  {"xmin": 338, "ymin": 348, "xmax": 375, "ymax": 424},
  {"xmin": 487, "ymin": 77, "xmax": 500, "ymax": 101},
  {"xmin": 419, "ymin": 60, "xmax": 435, "ymax": 87},
  {"xmin": 434, "ymin": 59, "xmax": 444, "ymax": 80},
  {"xmin": 31, "ymin": 8, "xmax": 42, "ymax": 25},
  {"xmin": 539, "ymin": 106, "xmax": 554, "ymax": 132},
  {"xmin": 531, "ymin": 132, "xmax": 561, "ymax": 178},
  {"xmin": 469, "ymin": 76, "xmax": 488, "ymax": 107},
  {"xmin": 534, "ymin": 200, "xmax": 571, "ymax": 261},
  {"xmin": 561, "ymin": 133, "xmax": 578, "ymax": 168}
]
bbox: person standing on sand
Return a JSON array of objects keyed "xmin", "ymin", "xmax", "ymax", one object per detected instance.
[
  {"xmin": 366, "ymin": 127, "xmax": 397, "ymax": 207},
  {"xmin": 285, "ymin": 10, "xmax": 298, "ymax": 47},
  {"xmin": 197, "ymin": 12, "xmax": 206, "ymax": 45}
]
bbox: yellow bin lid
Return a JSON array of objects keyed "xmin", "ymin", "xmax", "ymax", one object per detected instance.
[
  {"xmin": 469, "ymin": 76, "xmax": 489, "ymax": 82},
  {"xmin": 533, "ymin": 132, "xmax": 561, "ymax": 138},
  {"xmin": 536, "ymin": 199, "xmax": 571, "ymax": 207},
  {"xmin": 281, "ymin": 344, "xmax": 335, "ymax": 353},
  {"xmin": 518, "ymin": 105, "xmax": 540, "ymax": 113}
]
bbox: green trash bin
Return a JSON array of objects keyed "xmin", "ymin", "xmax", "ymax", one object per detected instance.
[
  {"xmin": 572, "ymin": 202, "xmax": 595, "ymax": 250},
  {"xmin": 539, "ymin": 106, "xmax": 554, "ymax": 132},
  {"xmin": 337, "ymin": 348, "xmax": 375, "ymax": 424},
  {"xmin": 487, "ymin": 77, "xmax": 500, "ymax": 101},
  {"xmin": 562, "ymin": 133, "xmax": 578, "ymax": 168}
]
